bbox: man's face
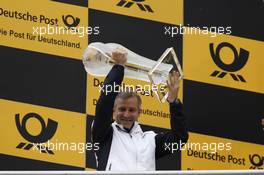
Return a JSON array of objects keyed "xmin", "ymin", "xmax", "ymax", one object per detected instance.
[{"xmin": 113, "ymin": 97, "xmax": 140, "ymax": 129}]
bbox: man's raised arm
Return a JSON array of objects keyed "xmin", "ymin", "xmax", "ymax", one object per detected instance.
[
  {"xmin": 155, "ymin": 71, "xmax": 188, "ymax": 159},
  {"xmin": 92, "ymin": 50, "xmax": 127, "ymax": 143}
]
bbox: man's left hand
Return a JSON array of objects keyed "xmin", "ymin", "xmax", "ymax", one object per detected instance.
[{"xmin": 167, "ymin": 71, "xmax": 182, "ymax": 103}]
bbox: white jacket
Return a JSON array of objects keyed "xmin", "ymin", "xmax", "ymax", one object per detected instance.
[{"xmin": 106, "ymin": 122, "xmax": 156, "ymax": 171}]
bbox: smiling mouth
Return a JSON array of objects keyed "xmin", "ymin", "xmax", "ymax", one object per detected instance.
[{"xmin": 120, "ymin": 119, "xmax": 133, "ymax": 122}]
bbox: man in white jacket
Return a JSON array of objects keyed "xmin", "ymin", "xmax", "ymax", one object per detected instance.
[{"xmin": 92, "ymin": 50, "xmax": 188, "ymax": 171}]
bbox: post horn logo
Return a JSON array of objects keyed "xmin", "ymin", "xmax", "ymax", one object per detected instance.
[
  {"xmin": 116, "ymin": 0, "xmax": 154, "ymax": 13},
  {"xmin": 15, "ymin": 113, "xmax": 58, "ymax": 155},
  {"xmin": 249, "ymin": 154, "xmax": 264, "ymax": 169},
  {"xmin": 209, "ymin": 42, "xmax": 249, "ymax": 82},
  {"xmin": 62, "ymin": 15, "xmax": 80, "ymax": 30}
]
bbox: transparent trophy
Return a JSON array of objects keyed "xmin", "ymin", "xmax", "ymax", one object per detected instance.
[{"xmin": 82, "ymin": 42, "xmax": 183, "ymax": 103}]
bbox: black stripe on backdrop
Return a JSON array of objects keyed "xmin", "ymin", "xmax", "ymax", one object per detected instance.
[
  {"xmin": 0, "ymin": 154, "xmax": 83, "ymax": 170},
  {"xmin": 184, "ymin": 0, "xmax": 264, "ymax": 42},
  {"xmin": 51, "ymin": 0, "xmax": 88, "ymax": 7},
  {"xmin": 86, "ymin": 116, "xmax": 181, "ymax": 170},
  {"xmin": 0, "ymin": 45, "xmax": 87, "ymax": 113},
  {"xmin": 88, "ymin": 9, "xmax": 182, "ymax": 64},
  {"xmin": 184, "ymin": 79, "xmax": 264, "ymax": 145}
]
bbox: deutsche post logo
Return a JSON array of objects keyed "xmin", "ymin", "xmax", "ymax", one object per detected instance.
[
  {"xmin": 15, "ymin": 113, "xmax": 58, "ymax": 155},
  {"xmin": 209, "ymin": 42, "xmax": 249, "ymax": 82},
  {"xmin": 116, "ymin": 0, "xmax": 154, "ymax": 13},
  {"xmin": 62, "ymin": 15, "xmax": 80, "ymax": 30},
  {"xmin": 249, "ymin": 154, "xmax": 264, "ymax": 169}
]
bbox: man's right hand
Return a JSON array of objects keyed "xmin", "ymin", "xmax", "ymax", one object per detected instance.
[{"xmin": 112, "ymin": 48, "xmax": 127, "ymax": 65}]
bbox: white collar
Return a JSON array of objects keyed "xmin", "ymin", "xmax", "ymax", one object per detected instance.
[{"xmin": 113, "ymin": 121, "xmax": 142, "ymax": 135}]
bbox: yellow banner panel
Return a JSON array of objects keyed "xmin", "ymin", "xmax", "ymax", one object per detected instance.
[
  {"xmin": 182, "ymin": 132, "xmax": 264, "ymax": 170},
  {"xmin": 86, "ymin": 74, "xmax": 183, "ymax": 129},
  {"xmin": 89, "ymin": 0, "xmax": 183, "ymax": 25},
  {"xmin": 0, "ymin": 0, "xmax": 89, "ymax": 59},
  {"xmin": 183, "ymin": 31, "xmax": 264, "ymax": 94},
  {"xmin": 0, "ymin": 99, "xmax": 87, "ymax": 167}
]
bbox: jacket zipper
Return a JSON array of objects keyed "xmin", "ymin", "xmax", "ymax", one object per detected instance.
[
  {"xmin": 130, "ymin": 133, "xmax": 138, "ymax": 169},
  {"xmin": 108, "ymin": 163, "xmax": 112, "ymax": 170}
]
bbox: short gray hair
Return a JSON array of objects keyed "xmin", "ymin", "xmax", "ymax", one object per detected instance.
[{"xmin": 114, "ymin": 91, "xmax": 142, "ymax": 110}]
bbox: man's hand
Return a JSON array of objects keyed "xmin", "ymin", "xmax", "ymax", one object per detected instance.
[
  {"xmin": 167, "ymin": 71, "xmax": 182, "ymax": 103},
  {"xmin": 112, "ymin": 48, "xmax": 127, "ymax": 65}
]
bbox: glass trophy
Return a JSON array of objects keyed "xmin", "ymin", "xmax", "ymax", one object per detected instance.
[
  {"xmin": 148, "ymin": 47, "xmax": 183, "ymax": 103},
  {"xmin": 83, "ymin": 42, "xmax": 183, "ymax": 103}
]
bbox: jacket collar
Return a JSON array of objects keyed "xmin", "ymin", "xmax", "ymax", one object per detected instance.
[{"xmin": 113, "ymin": 121, "xmax": 142, "ymax": 135}]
